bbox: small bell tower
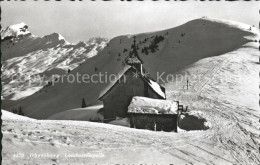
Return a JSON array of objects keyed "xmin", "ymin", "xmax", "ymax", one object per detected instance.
[{"xmin": 125, "ymin": 36, "xmax": 143, "ymax": 74}]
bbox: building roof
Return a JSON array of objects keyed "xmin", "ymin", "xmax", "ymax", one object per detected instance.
[
  {"xmin": 143, "ymin": 77, "xmax": 166, "ymax": 99},
  {"xmin": 128, "ymin": 96, "xmax": 179, "ymax": 115},
  {"xmin": 98, "ymin": 66, "xmax": 166, "ymax": 100}
]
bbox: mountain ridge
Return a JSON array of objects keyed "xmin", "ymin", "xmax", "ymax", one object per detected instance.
[
  {"xmin": 1, "ymin": 22, "xmax": 108, "ymax": 100},
  {"xmin": 5, "ymin": 18, "xmax": 258, "ymax": 119}
]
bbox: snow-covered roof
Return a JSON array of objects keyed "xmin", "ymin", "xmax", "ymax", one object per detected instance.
[
  {"xmin": 146, "ymin": 78, "xmax": 166, "ymax": 99},
  {"xmin": 128, "ymin": 96, "xmax": 178, "ymax": 115},
  {"xmin": 125, "ymin": 56, "xmax": 143, "ymax": 64}
]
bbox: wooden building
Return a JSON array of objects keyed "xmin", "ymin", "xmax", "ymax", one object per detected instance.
[
  {"xmin": 99, "ymin": 37, "xmax": 166, "ymax": 121},
  {"xmin": 127, "ymin": 96, "xmax": 181, "ymax": 132}
]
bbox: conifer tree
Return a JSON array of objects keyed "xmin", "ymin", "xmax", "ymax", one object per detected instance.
[
  {"xmin": 18, "ymin": 107, "xmax": 24, "ymax": 116},
  {"xmin": 81, "ymin": 98, "xmax": 87, "ymax": 108}
]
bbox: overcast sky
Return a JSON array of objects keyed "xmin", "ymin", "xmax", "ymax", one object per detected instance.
[{"xmin": 2, "ymin": 1, "xmax": 259, "ymax": 43}]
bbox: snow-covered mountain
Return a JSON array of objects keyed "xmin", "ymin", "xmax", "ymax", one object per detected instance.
[
  {"xmin": 6, "ymin": 18, "xmax": 258, "ymax": 119},
  {"xmin": 1, "ymin": 22, "xmax": 31, "ymax": 40},
  {"xmin": 2, "ymin": 18, "xmax": 260, "ymax": 164},
  {"xmin": 1, "ymin": 23, "xmax": 108, "ymax": 100}
]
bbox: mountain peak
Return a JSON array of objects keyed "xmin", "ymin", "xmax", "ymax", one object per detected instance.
[
  {"xmin": 87, "ymin": 37, "xmax": 109, "ymax": 45},
  {"xmin": 1, "ymin": 22, "xmax": 31, "ymax": 39},
  {"xmin": 197, "ymin": 17, "xmax": 258, "ymax": 34},
  {"xmin": 46, "ymin": 32, "xmax": 71, "ymax": 45}
]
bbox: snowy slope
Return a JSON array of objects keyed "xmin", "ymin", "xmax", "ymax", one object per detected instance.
[
  {"xmin": 48, "ymin": 105, "xmax": 104, "ymax": 121},
  {"xmin": 2, "ymin": 18, "xmax": 260, "ymax": 164},
  {"xmin": 7, "ymin": 18, "xmax": 258, "ymax": 120},
  {"xmin": 1, "ymin": 109, "xmax": 35, "ymax": 121},
  {"xmin": 2, "ymin": 100, "xmax": 260, "ymax": 165},
  {"xmin": 1, "ymin": 23, "xmax": 108, "ymax": 100}
]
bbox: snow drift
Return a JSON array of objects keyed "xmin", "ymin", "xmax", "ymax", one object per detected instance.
[{"xmin": 48, "ymin": 105, "xmax": 104, "ymax": 121}]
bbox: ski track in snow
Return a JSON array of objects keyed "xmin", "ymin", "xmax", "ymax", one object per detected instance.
[
  {"xmin": 2, "ymin": 19, "xmax": 260, "ymax": 164},
  {"xmin": 2, "ymin": 44, "xmax": 260, "ymax": 164}
]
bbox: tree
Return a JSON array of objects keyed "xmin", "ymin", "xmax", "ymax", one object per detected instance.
[
  {"xmin": 81, "ymin": 98, "xmax": 87, "ymax": 108},
  {"xmin": 144, "ymin": 47, "xmax": 148, "ymax": 55},
  {"xmin": 18, "ymin": 107, "xmax": 24, "ymax": 116}
]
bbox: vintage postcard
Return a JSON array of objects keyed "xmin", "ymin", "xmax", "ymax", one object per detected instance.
[{"xmin": 1, "ymin": 1, "xmax": 260, "ymax": 164}]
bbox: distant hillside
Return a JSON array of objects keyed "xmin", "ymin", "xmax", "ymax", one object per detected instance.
[{"xmin": 7, "ymin": 18, "xmax": 258, "ymax": 119}]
